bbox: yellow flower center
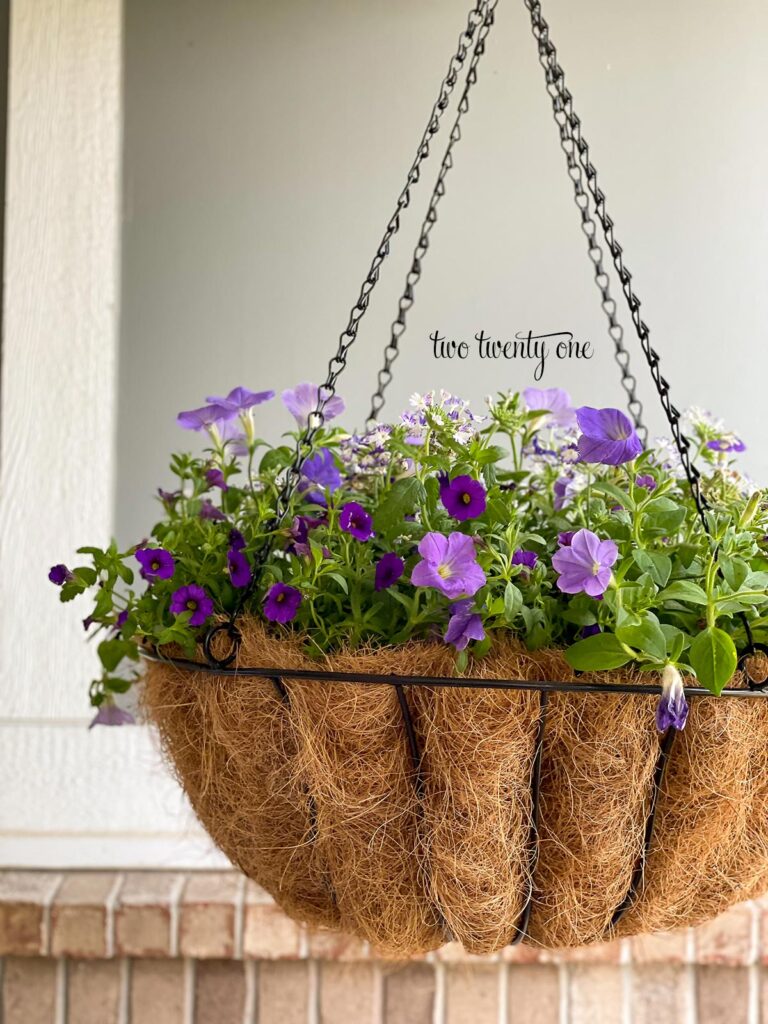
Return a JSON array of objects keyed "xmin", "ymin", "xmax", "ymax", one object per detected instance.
[
  {"xmin": 437, "ymin": 563, "xmax": 452, "ymax": 579},
  {"xmin": 461, "ymin": 492, "xmax": 471, "ymax": 505},
  {"xmin": 591, "ymin": 561, "xmax": 601, "ymax": 576},
  {"xmin": 186, "ymin": 600, "xmax": 197, "ymax": 610}
]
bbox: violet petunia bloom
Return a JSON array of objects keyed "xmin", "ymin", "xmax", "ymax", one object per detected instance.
[
  {"xmin": 635, "ymin": 474, "xmax": 657, "ymax": 491},
  {"xmin": 300, "ymin": 448, "xmax": 341, "ymax": 504},
  {"xmin": 411, "ymin": 532, "xmax": 486, "ymax": 599},
  {"xmin": 135, "ymin": 547, "xmax": 175, "ymax": 581},
  {"xmin": 49, "ymin": 564, "xmax": 73, "ymax": 586},
  {"xmin": 205, "ymin": 468, "xmax": 228, "ymax": 492},
  {"xmin": 115, "ymin": 609, "xmax": 129, "ymax": 631},
  {"xmin": 374, "ymin": 553, "xmax": 404, "ymax": 592},
  {"xmin": 88, "ymin": 703, "xmax": 135, "ymax": 729},
  {"xmin": 205, "ymin": 386, "xmax": 274, "ymax": 415},
  {"xmin": 228, "ymin": 528, "xmax": 246, "ymax": 551},
  {"xmin": 512, "ymin": 549, "xmax": 538, "ymax": 573},
  {"xmin": 580, "ymin": 623, "xmax": 602, "ymax": 639},
  {"xmin": 169, "ymin": 584, "xmax": 214, "ymax": 627},
  {"xmin": 558, "ymin": 531, "xmax": 576, "ymax": 547},
  {"xmin": 200, "ymin": 499, "xmax": 227, "ymax": 522},
  {"xmin": 552, "ymin": 528, "xmax": 618, "ymax": 598},
  {"xmin": 443, "ymin": 598, "xmax": 486, "ymax": 651},
  {"xmin": 227, "ymin": 548, "xmax": 252, "ymax": 588},
  {"xmin": 656, "ymin": 664, "xmax": 689, "ymax": 733},
  {"xmin": 339, "ymin": 501, "xmax": 374, "ymax": 542},
  {"xmin": 707, "ymin": 437, "xmax": 746, "ymax": 453},
  {"xmin": 177, "ymin": 404, "xmax": 230, "ymax": 432},
  {"xmin": 263, "ymin": 582, "xmax": 302, "ymax": 623},
  {"xmin": 158, "ymin": 487, "xmax": 181, "ymax": 505},
  {"xmin": 524, "ymin": 387, "xmax": 576, "ymax": 428},
  {"xmin": 439, "ymin": 474, "xmax": 487, "ymax": 522},
  {"xmin": 576, "ymin": 407, "xmax": 643, "ymax": 466},
  {"xmin": 282, "ymin": 382, "xmax": 345, "ymax": 429}
]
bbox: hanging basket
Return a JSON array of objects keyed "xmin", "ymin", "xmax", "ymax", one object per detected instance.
[{"xmin": 136, "ymin": 0, "xmax": 768, "ymax": 956}]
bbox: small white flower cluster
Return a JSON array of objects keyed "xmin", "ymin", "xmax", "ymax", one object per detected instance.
[{"xmin": 402, "ymin": 390, "xmax": 484, "ymax": 446}]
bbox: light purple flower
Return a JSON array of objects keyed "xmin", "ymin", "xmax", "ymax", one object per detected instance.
[
  {"xmin": 228, "ymin": 528, "xmax": 246, "ymax": 551},
  {"xmin": 707, "ymin": 437, "xmax": 746, "ymax": 453},
  {"xmin": 512, "ymin": 549, "xmax": 538, "ymax": 575},
  {"xmin": 88, "ymin": 703, "xmax": 135, "ymax": 729},
  {"xmin": 439, "ymin": 474, "xmax": 487, "ymax": 522},
  {"xmin": 524, "ymin": 387, "xmax": 576, "ymax": 428},
  {"xmin": 282, "ymin": 382, "xmax": 345, "ymax": 429},
  {"xmin": 49, "ymin": 564, "xmax": 73, "ymax": 586},
  {"xmin": 227, "ymin": 548, "xmax": 251, "ymax": 588},
  {"xmin": 552, "ymin": 528, "xmax": 618, "ymax": 598},
  {"xmin": 135, "ymin": 547, "xmax": 175, "ymax": 581},
  {"xmin": 375, "ymin": 553, "xmax": 404, "ymax": 592},
  {"xmin": 339, "ymin": 501, "xmax": 374, "ymax": 542},
  {"xmin": 576, "ymin": 407, "xmax": 643, "ymax": 466},
  {"xmin": 176, "ymin": 404, "xmax": 228, "ymax": 432},
  {"xmin": 205, "ymin": 468, "xmax": 228, "ymax": 491},
  {"xmin": 300, "ymin": 448, "xmax": 341, "ymax": 504},
  {"xmin": 170, "ymin": 584, "xmax": 214, "ymax": 626},
  {"xmin": 200, "ymin": 499, "xmax": 227, "ymax": 522},
  {"xmin": 205, "ymin": 386, "xmax": 274, "ymax": 415},
  {"xmin": 411, "ymin": 532, "xmax": 486, "ymax": 599},
  {"xmin": 263, "ymin": 582, "xmax": 302, "ymax": 623},
  {"xmin": 635, "ymin": 474, "xmax": 657, "ymax": 491},
  {"xmin": 656, "ymin": 665, "xmax": 689, "ymax": 732},
  {"xmin": 443, "ymin": 599, "xmax": 486, "ymax": 651}
]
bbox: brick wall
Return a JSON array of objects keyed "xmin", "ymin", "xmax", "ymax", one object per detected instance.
[{"xmin": 0, "ymin": 870, "xmax": 764, "ymax": 1023}]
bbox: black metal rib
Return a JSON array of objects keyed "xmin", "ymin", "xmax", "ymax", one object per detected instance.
[
  {"xmin": 394, "ymin": 684, "xmax": 425, "ymax": 798},
  {"xmin": 510, "ymin": 690, "xmax": 549, "ymax": 945},
  {"xmin": 270, "ymin": 675, "xmax": 289, "ymax": 703}
]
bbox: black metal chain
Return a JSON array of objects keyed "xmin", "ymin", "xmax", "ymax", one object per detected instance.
[
  {"xmin": 366, "ymin": 1, "xmax": 498, "ymax": 426},
  {"xmin": 523, "ymin": 0, "xmax": 708, "ymax": 528}
]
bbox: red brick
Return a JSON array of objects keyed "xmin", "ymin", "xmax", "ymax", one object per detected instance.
[
  {"xmin": 194, "ymin": 960, "xmax": 246, "ymax": 1024},
  {"xmin": 632, "ymin": 964, "xmax": 689, "ymax": 1024},
  {"xmin": 116, "ymin": 871, "xmax": 181, "ymax": 957},
  {"xmin": 259, "ymin": 961, "xmax": 310, "ymax": 1024},
  {"xmin": 309, "ymin": 927, "xmax": 369, "ymax": 961},
  {"xmin": 66, "ymin": 959, "xmax": 122, "ymax": 1024},
  {"xmin": 130, "ymin": 959, "xmax": 186, "ymax": 1024},
  {"xmin": 0, "ymin": 871, "xmax": 61, "ymax": 955},
  {"xmin": 445, "ymin": 964, "xmax": 499, "ymax": 1024},
  {"xmin": 436, "ymin": 940, "xmax": 499, "ymax": 963},
  {"xmin": 320, "ymin": 962, "xmax": 377, "ymax": 1024},
  {"xmin": 568, "ymin": 964, "xmax": 624, "ymax": 1024},
  {"xmin": 506, "ymin": 965, "xmax": 560, "ymax": 1023},
  {"xmin": 560, "ymin": 938, "xmax": 624, "ymax": 964},
  {"xmin": 180, "ymin": 873, "xmax": 240, "ymax": 959},
  {"xmin": 697, "ymin": 966, "xmax": 750, "ymax": 1024},
  {"xmin": 501, "ymin": 940, "xmax": 553, "ymax": 964},
  {"xmin": 1, "ymin": 956, "xmax": 58, "ymax": 1024},
  {"xmin": 243, "ymin": 901, "xmax": 302, "ymax": 959},
  {"xmin": 631, "ymin": 929, "xmax": 688, "ymax": 965},
  {"xmin": 51, "ymin": 872, "xmax": 120, "ymax": 958},
  {"xmin": 384, "ymin": 963, "xmax": 435, "ymax": 1024},
  {"xmin": 695, "ymin": 903, "xmax": 755, "ymax": 966}
]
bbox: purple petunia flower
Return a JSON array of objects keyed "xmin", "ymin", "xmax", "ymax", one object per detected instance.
[
  {"xmin": 88, "ymin": 703, "xmax": 135, "ymax": 729},
  {"xmin": 411, "ymin": 532, "xmax": 486, "ymax": 599},
  {"xmin": 439, "ymin": 474, "xmax": 487, "ymax": 522},
  {"xmin": 374, "ymin": 553, "xmax": 404, "ymax": 592},
  {"xmin": 576, "ymin": 407, "xmax": 643, "ymax": 466},
  {"xmin": 263, "ymin": 582, "xmax": 302, "ymax": 623},
  {"xmin": 176, "ymin": 404, "xmax": 229, "ymax": 432},
  {"xmin": 169, "ymin": 584, "xmax": 214, "ymax": 627},
  {"xmin": 49, "ymin": 564, "xmax": 73, "ymax": 586},
  {"xmin": 580, "ymin": 623, "xmax": 602, "ymax": 639},
  {"xmin": 200, "ymin": 499, "xmax": 227, "ymax": 522},
  {"xmin": 205, "ymin": 386, "xmax": 274, "ymax": 415},
  {"xmin": 158, "ymin": 487, "xmax": 181, "ymax": 505},
  {"xmin": 135, "ymin": 547, "xmax": 175, "ymax": 581},
  {"xmin": 512, "ymin": 549, "xmax": 538, "ymax": 575},
  {"xmin": 635, "ymin": 474, "xmax": 657, "ymax": 491},
  {"xmin": 227, "ymin": 548, "xmax": 252, "ymax": 588},
  {"xmin": 282, "ymin": 382, "xmax": 345, "ymax": 429},
  {"xmin": 300, "ymin": 448, "xmax": 341, "ymax": 505},
  {"xmin": 558, "ymin": 531, "xmax": 575, "ymax": 547},
  {"xmin": 205, "ymin": 468, "xmax": 228, "ymax": 492},
  {"xmin": 228, "ymin": 528, "xmax": 246, "ymax": 551},
  {"xmin": 82, "ymin": 615, "xmax": 94, "ymax": 631},
  {"xmin": 443, "ymin": 598, "xmax": 486, "ymax": 651},
  {"xmin": 115, "ymin": 609, "xmax": 129, "ymax": 631},
  {"xmin": 339, "ymin": 501, "xmax": 374, "ymax": 542},
  {"xmin": 707, "ymin": 437, "xmax": 747, "ymax": 453},
  {"xmin": 524, "ymin": 387, "xmax": 576, "ymax": 428},
  {"xmin": 552, "ymin": 528, "xmax": 618, "ymax": 598},
  {"xmin": 656, "ymin": 664, "xmax": 689, "ymax": 732}
]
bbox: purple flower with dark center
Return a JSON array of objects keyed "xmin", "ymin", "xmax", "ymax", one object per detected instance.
[
  {"xmin": 205, "ymin": 468, "xmax": 228, "ymax": 491},
  {"xmin": 49, "ymin": 564, "xmax": 73, "ymax": 586},
  {"xmin": 228, "ymin": 528, "xmax": 246, "ymax": 551},
  {"xmin": 227, "ymin": 548, "xmax": 252, "ymax": 588},
  {"xmin": 558, "ymin": 531, "xmax": 575, "ymax": 547},
  {"xmin": 135, "ymin": 547, "xmax": 175, "ymax": 581},
  {"xmin": 411, "ymin": 532, "xmax": 486, "ymax": 599},
  {"xmin": 339, "ymin": 501, "xmax": 374, "ymax": 542},
  {"xmin": 512, "ymin": 549, "xmax": 538, "ymax": 576},
  {"xmin": 656, "ymin": 665, "xmax": 689, "ymax": 732},
  {"xmin": 263, "ymin": 582, "xmax": 302, "ymax": 623},
  {"xmin": 88, "ymin": 703, "xmax": 135, "ymax": 729},
  {"xmin": 443, "ymin": 598, "xmax": 486, "ymax": 651},
  {"xmin": 576, "ymin": 407, "xmax": 643, "ymax": 466},
  {"xmin": 580, "ymin": 623, "xmax": 602, "ymax": 639},
  {"xmin": 524, "ymin": 387, "xmax": 576, "ymax": 428},
  {"xmin": 375, "ymin": 553, "xmax": 404, "ymax": 592},
  {"xmin": 635, "ymin": 474, "xmax": 657, "ymax": 491},
  {"xmin": 282, "ymin": 382, "xmax": 345, "ymax": 429},
  {"xmin": 169, "ymin": 584, "xmax": 214, "ymax": 626},
  {"xmin": 439, "ymin": 474, "xmax": 487, "ymax": 522},
  {"xmin": 552, "ymin": 528, "xmax": 618, "ymax": 598},
  {"xmin": 707, "ymin": 437, "xmax": 747, "ymax": 453},
  {"xmin": 205, "ymin": 386, "xmax": 274, "ymax": 415},
  {"xmin": 200, "ymin": 499, "xmax": 227, "ymax": 522},
  {"xmin": 300, "ymin": 448, "xmax": 341, "ymax": 504}
]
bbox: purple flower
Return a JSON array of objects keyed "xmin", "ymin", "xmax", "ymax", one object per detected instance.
[
  {"xmin": 411, "ymin": 532, "xmax": 486, "ymax": 599},
  {"xmin": 135, "ymin": 547, "xmax": 175, "ymax": 581},
  {"xmin": 263, "ymin": 582, "xmax": 302, "ymax": 623},
  {"xmin": 88, "ymin": 703, "xmax": 135, "ymax": 729},
  {"xmin": 656, "ymin": 665, "xmax": 689, "ymax": 732},
  {"xmin": 227, "ymin": 548, "xmax": 252, "ymax": 588},
  {"xmin": 176, "ymin": 404, "xmax": 229, "ymax": 432},
  {"xmin": 443, "ymin": 598, "xmax": 486, "ymax": 651},
  {"xmin": 512, "ymin": 549, "xmax": 538, "ymax": 576},
  {"xmin": 558, "ymin": 531, "xmax": 575, "ymax": 547},
  {"xmin": 158, "ymin": 487, "xmax": 181, "ymax": 505},
  {"xmin": 228, "ymin": 528, "xmax": 246, "ymax": 551},
  {"xmin": 524, "ymin": 387, "xmax": 576, "ymax": 428},
  {"xmin": 552, "ymin": 528, "xmax": 618, "ymax": 598},
  {"xmin": 169, "ymin": 584, "xmax": 214, "ymax": 627},
  {"xmin": 200, "ymin": 499, "xmax": 227, "ymax": 522},
  {"xmin": 580, "ymin": 623, "xmax": 602, "ymax": 639},
  {"xmin": 115, "ymin": 610, "xmax": 129, "ymax": 631},
  {"xmin": 576, "ymin": 407, "xmax": 643, "ymax": 466},
  {"xmin": 707, "ymin": 437, "xmax": 746, "ymax": 453},
  {"xmin": 635, "ymin": 474, "xmax": 657, "ymax": 491},
  {"xmin": 439, "ymin": 474, "xmax": 487, "ymax": 522},
  {"xmin": 205, "ymin": 386, "xmax": 274, "ymax": 415},
  {"xmin": 82, "ymin": 615, "xmax": 94, "ymax": 631},
  {"xmin": 205, "ymin": 468, "xmax": 228, "ymax": 491},
  {"xmin": 282, "ymin": 382, "xmax": 345, "ymax": 429},
  {"xmin": 300, "ymin": 448, "xmax": 341, "ymax": 504},
  {"xmin": 375, "ymin": 553, "xmax": 404, "ymax": 591},
  {"xmin": 339, "ymin": 501, "xmax": 374, "ymax": 542},
  {"xmin": 48, "ymin": 564, "xmax": 73, "ymax": 586}
]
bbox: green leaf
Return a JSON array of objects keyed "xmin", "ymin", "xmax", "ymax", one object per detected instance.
[
  {"xmin": 372, "ymin": 477, "xmax": 426, "ymax": 534},
  {"xmin": 661, "ymin": 624, "xmax": 688, "ymax": 662},
  {"xmin": 659, "ymin": 580, "xmax": 709, "ymax": 606},
  {"xmin": 72, "ymin": 567, "xmax": 97, "ymax": 586},
  {"xmin": 632, "ymin": 550, "xmax": 671, "ymax": 588},
  {"xmin": 592, "ymin": 480, "xmax": 634, "ymax": 511},
  {"xmin": 97, "ymin": 639, "xmax": 138, "ymax": 673},
  {"xmin": 327, "ymin": 572, "xmax": 349, "ymax": 594},
  {"xmin": 503, "ymin": 582, "xmax": 522, "ymax": 622},
  {"xmin": 104, "ymin": 676, "xmax": 133, "ymax": 694},
  {"xmin": 616, "ymin": 614, "xmax": 667, "ymax": 663},
  {"xmin": 564, "ymin": 633, "xmax": 634, "ymax": 671},
  {"xmin": 688, "ymin": 627, "xmax": 737, "ymax": 695}
]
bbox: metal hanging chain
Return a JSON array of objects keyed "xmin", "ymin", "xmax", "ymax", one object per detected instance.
[
  {"xmin": 523, "ymin": 0, "xmax": 708, "ymax": 528},
  {"xmin": 366, "ymin": 0, "xmax": 498, "ymax": 426}
]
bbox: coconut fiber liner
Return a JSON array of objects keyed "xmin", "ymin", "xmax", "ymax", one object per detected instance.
[{"xmin": 142, "ymin": 617, "xmax": 768, "ymax": 956}]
